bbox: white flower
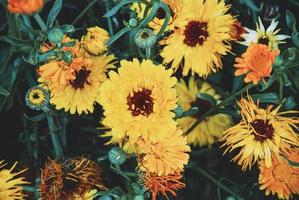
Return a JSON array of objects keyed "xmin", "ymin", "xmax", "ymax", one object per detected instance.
[{"xmin": 240, "ymin": 17, "xmax": 290, "ymax": 50}]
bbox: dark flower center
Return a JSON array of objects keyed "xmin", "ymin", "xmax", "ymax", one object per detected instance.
[
  {"xmin": 190, "ymin": 98, "xmax": 213, "ymax": 119},
  {"xmin": 70, "ymin": 67, "xmax": 91, "ymax": 89},
  {"xmin": 258, "ymin": 36, "xmax": 269, "ymax": 46},
  {"xmin": 127, "ymin": 88, "xmax": 154, "ymax": 117},
  {"xmin": 156, "ymin": 7, "xmax": 174, "ymax": 19},
  {"xmin": 141, "ymin": 32, "xmax": 150, "ymax": 39},
  {"xmin": 33, "ymin": 92, "xmax": 40, "ymax": 99},
  {"xmin": 184, "ymin": 21, "xmax": 209, "ymax": 47},
  {"xmin": 251, "ymin": 119, "xmax": 274, "ymax": 141}
]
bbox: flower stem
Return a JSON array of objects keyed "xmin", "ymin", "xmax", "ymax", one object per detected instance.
[
  {"xmin": 33, "ymin": 14, "xmax": 47, "ymax": 31},
  {"xmin": 104, "ymin": 0, "xmax": 114, "ymax": 35},
  {"xmin": 183, "ymin": 83, "xmax": 254, "ymax": 136},
  {"xmin": 279, "ymin": 77, "xmax": 284, "ymax": 101},
  {"xmin": 145, "ymin": 47, "xmax": 151, "ymax": 59},
  {"xmin": 45, "ymin": 112, "xmax": 64, "ymax": 159},
  {"xmin": 72, "ymin": 0, "xmax": 99, "ymax": 25},
  {"xmin": 191, "ymin": 166, "xmax": 243, "ymax": 200}
]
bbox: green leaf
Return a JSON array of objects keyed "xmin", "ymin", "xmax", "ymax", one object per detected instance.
[
  {"xmin": 286, "ymin": 10, "xmax": 297, "ymax": 32},
  {"xmin": 282, "ymin": 96, "xmax": 297, "ymax": 110},
  {"xmin": 281, "ymin": 73, "xmax": 292, "ymax": 86},
  {"xmin": 240, "ymin": 0, "xmax": 259, "ymax": 12},
  {"xmin": 139, "ymin": 2, "xmax": 160, "ymax": 28},
  {"xmin": 0, "ymin": 35, "xmax": 34, "ymax": 47},
  {"xmin": 60, "ymin": 24, "xmax": 75, "ymax": 33},
  {"xmin": 281, "ymin": 47, "xmax": 299, "ymax": 65},
  {"xmin": 292, "ymin": 32, "xmax": 299, "ymax": 48},
  {"xmin": 197, "ymin": 93, "xmax": 217, "ymax": 106},
  {"xmin": 107, "ymin": 26, "xmax": 133, "ymax": 46},
  {"xmin": 47, "ymin": 0, "xmax": 62, "ymax": 28},
  {"xmin": 232, "ymin": 75, "xmax": 244, "ymax": 93},
  {"xmin": 157, "ymin": 2, "xmax": 171, "ymax": 37},
  {"xmin": 104, "ymin": 0, "xmax": 148, "ymax": 17},
  {"xmin": 251, "ymin": 93, "xmax": 281, "ymax": 104},
  {"xmin": 0, "ymin": 86, "xmax": 10, "ymax": 96}
]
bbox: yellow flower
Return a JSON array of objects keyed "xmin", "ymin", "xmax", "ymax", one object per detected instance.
[
  {"xmin": 0, "ymin": 161, "xmax": 28, "ymax": 200},
  {"xmin": 50, "ymin": 54, "xmax": 115, "ymax": 115},
  {"xmin": 38, "ymin": 57, "xmax": 88, "ymax": 89},
  {"xmin": 234, "ymin": 43, "xmax": 280, "ymax": 85},
  {"xmin": 221, "ymin": 97, "xmax": 299, "ymax": 171},
  {"xmin": 160, "ymin": 0, "xmax": 234, "ymax": 77},
  {"xmin": 176, "ymin": 77, "xmax": 232, "ymax": 146},
  {"xmin": 137, "ymin": 129, "xmax": 190, "ymax": 176},
  {"xmin": 81, "ymin": 26, "xmax": 110, "ymax": 55},
  {"xmin": 131, "ymin": 0, "xmax": 184, "ymax": 33},
  {"xmin": 259, "ymin": 150, "xmax": 299, "ymax": 199},
  {"xmin": 140, "ymin": 171, "xmax": 186, "ymax": 200},
  {"xmin": 40, "ymin": 158, "xmax": 105, "ymax": 200},
  {"xmin": 99, "ymin": 59, "xmax": 177, "ymax": 143}
]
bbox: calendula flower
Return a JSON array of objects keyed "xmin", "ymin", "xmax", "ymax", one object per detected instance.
[
  {"xmin": 259, "ymin": 150, "xmax": 299, "ymax": 199},
  {"xmin": 40, "ymin": 158, "xmax": 105, "ymax": 200},
  {"xmin": 137, "ymin": 129, "xmax": 190, "ymax": 176},
  {"xmin": 221, "ymin": 97, "xmax": 299, "ymax": 171},
  {"xmin": 176, "ymin": 77, "xmax": 232, "ymax": 146},
  {"xmin": 99, "ymin": 59, "xmax": 177, "ymax": 143},
  {"xmin": 160, "ymin": 0, "xmax": 234, "ymax": 77},
  {"xmin": 240, "ymin": 17, "xmax": 290, "ymax": 50},
  {"xmin": 132, "ymin": 0, "xmax": 183, "ymax": 33},
  {"xmin": 50, "ymin": 54, "xmax": 115, "ymax": 115},
  {"xmin": 140, "ymin": 171, "xmax": 186, "ymax": 200},
  {"xmin": 81, "ymin": 26, "xmax": 110, "ymax": 56},
  {"xmin": 7, "ymin": 0, "xmax": 44, "ymax": 15},
  {"xmin": 0, "ymin": 161, "xmax": 28, "ymax": 200},
  {"xmin": 229, "ymin": 20, "xmax": 245, "ymax": 41},
  {"xmin": 25, "ymin": 86, "xmax": 50, "ymax": 110},
  {"xmin": 234, "ymin": 43, "xmax": 279, "ymax": 85},
  {"xmin": 38, "ymin": 57, "xmax": 88, "ymax": 89}
]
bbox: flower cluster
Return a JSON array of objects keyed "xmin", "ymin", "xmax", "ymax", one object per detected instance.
[{"xmin": 2, "ymin": 0, "xmax": 299, "ymax": 200}]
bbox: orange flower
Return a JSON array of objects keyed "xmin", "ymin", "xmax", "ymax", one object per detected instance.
[
  {"xmin": 234, "ymin": 43, "xmax": 279, "ymax": 84},
  {"xmin": 140, "ymin": 172, "xmax": 186, "ymax": 200},
  {"xmin": 40, "ymin": 158, "xmax": 106, "ymax": 200},
  {"xmin": 137, "ymin": 129, "xmax": 190, "ymax": 176},
  {"xmin": 8, "ymin": 0, "xmax": 44, "ymax": 15},
  {"xmin": 259, "ymin": 150, "xmax": 299, "ymax": 199}
]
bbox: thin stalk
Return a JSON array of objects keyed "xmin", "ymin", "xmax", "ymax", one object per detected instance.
[
  {"xmin": 22, "ymin": 15, "xmax": 34, "ymax": 39},
  {"xmin": 145, "ymin": 47, "xmax": 151, "ymax": 59},
  {"xmin": 279, "ymin": 77, "xmax": 284, "ymax": 101},
  {"xmin": 33, "ymin": 14, "xmax": 47, "ymax": 31},
  {"xmin": 22, "ymin": 186, "xmax": 35, "ymax": 193},
  {"xmin": 45, "ymin": 112, "xmax": 64, "ymax": 159},
  {"xmin": 72, "ymin": 0, "xmax": 99, "ymax": 25},
  {"xmin": 192, "ymin": 166, "xmax": 243, "ymax": 200},
  {"xmin": 184, "ymin": 83, "xmax": 254, "ymax": 136},
  {"xmin": 104, "ymin": 0, "xmax": 114, "ymax": 35}
]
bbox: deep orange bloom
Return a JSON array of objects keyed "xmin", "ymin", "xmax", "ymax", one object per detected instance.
[
  {"xmin": 40, "ymin": 158, "xmax": 106, "ymax": 200},
  {"xmin": 234, "ymin": 43, "xmax": 279, "ymax": 84},
  {"xmin": 141, "ymin": 172, "xmax": 186, "ymax": 200},
  {"xmin": 259, "ymin": 150, "xmax": 299, "ymax": 199},
  {"xmin": 8, "ymin": 0, "xmax": 44, "ymax": 15}
]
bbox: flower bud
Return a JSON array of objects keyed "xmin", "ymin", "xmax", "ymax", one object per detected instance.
[
  {"xmin": 135, "ymin": 28, "xmax": 157, "ymax": 49},
  {"xmin": 25, "ymin": 86, "xmax": 50, "ymax": 111},
  {"xmin": 47, "ymin": 28, "xmax": 64, "ymax": 44},
  {"xmin": 108, "ymin": 147, "xmax": 127, "ymax": 165}
]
